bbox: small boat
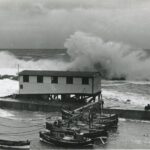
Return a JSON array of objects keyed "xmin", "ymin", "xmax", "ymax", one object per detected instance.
[
  {"xmin": 39, "ymin": 130, "xmax": 94, "ymax": 147},
  {"xmin": 46, "ymin": 122, "xmax": 80, "ymax": 136},
  {"xmin": 94, "ymin": 114, "xmax": 118, "ymax": 128},
  {"xmin": 61, "ymin": 108, "xmax": 118, "ymax": 128},
  {"xmin": 45, "ymin": 121, "xmax": 108, "ymax": 140},
  {"xmin": 0, "ymin": 139, "xmax": 30, "ymax": 149},
  {"xmin": 82, "ymin": 128, "xmax": 108, "ymax": 139},
  {"xmin": 61, "ymin": 109, "xmax": 73, "ymax": 119}
]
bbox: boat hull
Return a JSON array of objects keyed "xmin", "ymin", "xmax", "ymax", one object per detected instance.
[
  {"xmin": 0, "ymin": 139, "xmax": 30, "ymax": 150},
  {"xmin": 61, "ymin": 109, "xmax": 118, "ymax": 128},
  {"xmin": 46, "ymin": 122, "xmax": 108, "ymax": 140},
  {"xmin": 95, "ymin": 114, "xmax": 118, "ymax": 128},
  {"xmin": 0, "ymin": 145, "xmax": 30, "ymax": 150},
  {"xmin": 83, "ymin": 129, "xmax": 108, "ymax": 139},
  {"xmin": 61, "ymin": 109, "xmax": 73, "ymax": 119},
  {"xmin": 39, "ymin": 131, "xmax": 94, "ymax": 147}
]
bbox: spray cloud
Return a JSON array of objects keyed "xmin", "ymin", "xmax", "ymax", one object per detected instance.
[
  {"xmin": 0, "ymin": 51, "xmax": 69, "ymax": 75},
  {"xmin": 65, "ymin": 31, "xmax": 149, "ymax": 80},
  {"xmin": 0, "ymin": 31, "xmax": 150, "ymax": 80}
]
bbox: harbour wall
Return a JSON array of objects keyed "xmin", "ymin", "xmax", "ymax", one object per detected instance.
[
  {"xmin": 103, "ymin": 108, "xmax": 150, "ymax": 121},
  {"xmin": 0, "ymin": 99, "xmax": 150, "ymax": 120},
  {"xmin": 0, "ymin": 99, "xmax": 82, "ymax": 112}
]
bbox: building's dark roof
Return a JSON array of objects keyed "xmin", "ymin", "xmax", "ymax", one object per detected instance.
[{"xmin": 19, "ymin": 70, "xmax": 100, "ymax": 78}]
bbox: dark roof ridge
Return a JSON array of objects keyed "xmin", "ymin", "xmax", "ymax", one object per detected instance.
[{"xmin": 19, "ymin": 70, "xmax": 100, "ymax": 77}]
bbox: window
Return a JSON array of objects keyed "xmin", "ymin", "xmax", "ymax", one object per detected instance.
[
  {"xmin": 37, "ymin": 75, "xmax": 43, "ymax": 83},
  {"xmin": 82, "ymin": 77, "xmax": 89, "ymax": 85},
  {"xmin": 66, "ymin": 76, "xmax": 73, "ymax": 84},
  {"xmin": 51, "ymin": 76, "xmax": 58, "ymax": 84},
  {"xmin": 23, "ymin": 75, "xmax": 29, "ymax": 82},
  {"xmin": 20, "ymin": 84, "xmax": 23, "ymax": 89}
]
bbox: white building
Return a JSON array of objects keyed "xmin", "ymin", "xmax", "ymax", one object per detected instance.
[{"xmin": 18, "ymin": 70, "xmax": 101, "ymax": 100}]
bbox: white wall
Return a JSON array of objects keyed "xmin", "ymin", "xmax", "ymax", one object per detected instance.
[
  {"xmin": 19, "ymin": 76, "xmax": 100, "ymax": 94},
  {"xmin": 94, "ymin": 75, "xmax": 101, "ymax": 93}
]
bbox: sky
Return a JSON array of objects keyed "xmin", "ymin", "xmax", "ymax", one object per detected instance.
[{"xmin": 0, "ymin": 0, "xmax": 150, "ymax": 49}]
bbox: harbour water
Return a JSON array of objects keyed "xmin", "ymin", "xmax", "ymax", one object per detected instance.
[{"xmin": 0, "ymin": 109, "xmax": 149, "ymax": 149}]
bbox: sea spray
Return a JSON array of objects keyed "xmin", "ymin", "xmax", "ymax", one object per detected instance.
[
  {"xmin": 64, "ymin": 31, "xmax": 150, "ymax": 80},
  {"xmin": 102, "ymin": 89, "xmax": 150, "ymax": 107},
  {"xmin": 0, "ymin": 32, "xmax": 150, "ymax": 80},
  {"xmin": 0, "ymin": 79, "xmax": 18, "ymax": 97},
  {"xmin": 0, "ymin": 51, "xmax": 69, "ymax": 75}
]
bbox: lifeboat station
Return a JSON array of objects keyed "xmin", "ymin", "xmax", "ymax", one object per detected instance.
[{"xmin": 18, "ymin": 70, "xmax": 102, "ymax": 103}]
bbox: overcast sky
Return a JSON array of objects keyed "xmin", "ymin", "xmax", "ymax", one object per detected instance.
[{"xmin": 0, "ymin": 0, "xmax": 150, "ymax": 49}]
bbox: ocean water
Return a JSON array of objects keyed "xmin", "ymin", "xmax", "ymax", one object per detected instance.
[
  {"xmin": 0, "ymin": 49, "xmax": 69, "ymax": 61},
  {"xmin": 102, "ymin": 80, "xmax": 150, "ymax": 110}
]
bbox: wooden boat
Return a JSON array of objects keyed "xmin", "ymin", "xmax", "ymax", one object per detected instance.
[
  {"xmin": 61, "ymin": 108, "xmax": 118, "ymax": 128},
  {"xmin": 45, "ymin": 122, "xmax": 80, "ymax": 136},
  {"xmin": 45, "ymin": 121, "xmax": 108, "ymax": 139},
  {"xmin": 93, "ymin": 114, "xmax": 118, "ymax": 128},
  {"xmin": 81, "ymin": 128, "xmax": 108, "ymax": 139},
  {"xmin": 61, "ymin": 101, "xmax": 99, "ymax": 120},
  {"xmin": 61, "ymin": 109, "xmax": 73, "ymax": 119},
  {"xmin": 39, "ymin": 130, "xmax": 94, "ymax": 147},
  {"xmin": 0, "ymin": 139, "xmax": 30, "ymax": 149}
]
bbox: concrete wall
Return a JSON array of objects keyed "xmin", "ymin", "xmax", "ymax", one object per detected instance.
[
  {"xmin": 19, "ymin": 76, "xmax": 101, "ymax": 95},
  {"xmin": 103, "ymin": 108, "xmax": 150, "ymax": 120},
  {"xmin": 0, "ymin": 100, "xmax": 150, "ymax": 120},
  {"xmin": 0, "ymin": 100, "xmax": 83, "ymax": 112}
]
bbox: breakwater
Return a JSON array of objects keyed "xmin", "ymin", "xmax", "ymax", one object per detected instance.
[
  {"xmin": 103, "ymin": 108, "xmax": 150, "ymax": 121},
  {"xmin": 0, "ymin": 99, "xmax": 150, "ymax": 120},
  {"xmin": 0, "ymin": 99, "xmax": 83, "ymax": 112}
]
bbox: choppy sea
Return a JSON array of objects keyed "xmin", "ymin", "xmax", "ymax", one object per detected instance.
[{"xmin": 0, "ymin": 49, "xmax": 149, "ymax": 149}]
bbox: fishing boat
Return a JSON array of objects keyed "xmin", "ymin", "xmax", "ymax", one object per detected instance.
[
  {"xmin": 93, "ymin": 113, "xmax": 118, "ymax": 128},
  {"xmin": 61, "ymin": 108, "xmax": 118, "ymax": 128},
  {"xmin": 81, "ymin": 128, "xmax": 108, "ymax": 141},
  {"xmin": 39, "ymin": 130, "xmax": 94, "ymax": 147},
  {"xmin": 0, "ymin": 139, "xmax": 30, "ymax": 149},
  {"xmin": 45, "ymin": 121, "xmax": 108, "ymax": 140},
  {"xmin": 45, "ymin": 121, "xmax": 80, "ymax": 136},
  {"xmin": 61, "ymin": 101, "xmax": 100, "ymax": 120},
  {"xmin": 61, "ymin": 108, "xmax": 73, "ymax": 119}
]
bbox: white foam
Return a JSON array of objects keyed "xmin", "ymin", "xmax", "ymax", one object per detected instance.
[
  {"xmin": 119, "ymin": 118, "xmax": 126, "ymax": 122},
  {"xmin": 0, "ymin": 79, "xmax": 18, "ymax": 97},
  {"xmin": 0, "ymin": 109, "xmax": 14, "ymax": 118},
  {"xmin": 102, "ymin": 82, "xmax": 128, "ymax": 87},
  {"xmin": 127, "ymin": 80, "xmax": 150, "ymax": 85},
  {"xmin": 102, "ymin": 89, "xmax": 150, "ymax": 107}
]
